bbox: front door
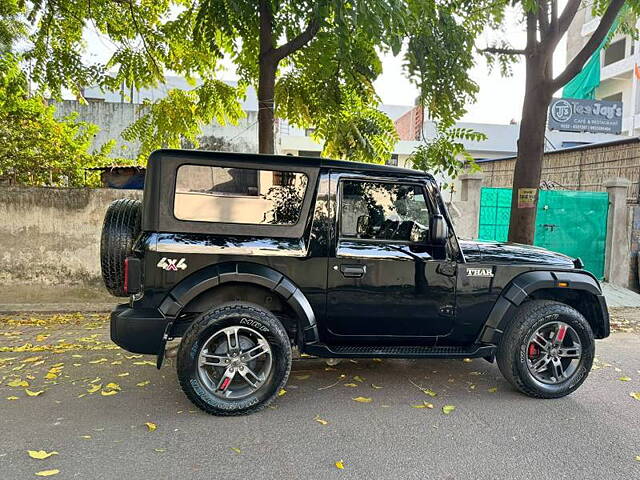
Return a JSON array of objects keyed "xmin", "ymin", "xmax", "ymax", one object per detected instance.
[{"xmin": 325, "ymin": 175, "xmax": 457, "ymax": 343}]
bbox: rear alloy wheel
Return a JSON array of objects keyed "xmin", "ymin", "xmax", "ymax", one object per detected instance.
[
  {"xmin": 497, "ymin": 300, "xmax": 594, "ymax": 399},
  {"xmin": 177, "ymin": 302, "xmax": 291, "ymax": 415}
]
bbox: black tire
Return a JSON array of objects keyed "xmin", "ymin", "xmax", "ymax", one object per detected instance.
[
  {"xmin": 496, "ymin": 300, "xmax": 595, "ymax": 399},
  {"xmin": 177, "ymin": 302, "xmax": 292, "ymax": 416},
  {"xmin": 100, "ymin": 198, "xmax": 142, "ymax": 297}
]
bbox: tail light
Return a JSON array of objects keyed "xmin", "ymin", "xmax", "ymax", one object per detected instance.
[{"xmin": 123, "ymin": 257, "xmax": 142, "ymax": 295}]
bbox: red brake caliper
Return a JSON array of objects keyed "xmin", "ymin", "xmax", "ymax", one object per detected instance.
[
  {"xmin": 556, "ymin": 326, "xmax": 567, "ymax": 343},
  {"xmin": 219, "ymin": 376, "xmax": 232, "ymax": 391},
  {"xmin": 528, "ymin": 343, "xmax": 538, "ymax": 359}
]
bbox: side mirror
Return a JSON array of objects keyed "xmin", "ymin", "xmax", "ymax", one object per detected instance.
[
  {"xmin": 356, "ymin": 215, "xmax": 369, "ymax": 237},
  {"xmin": 429, "ymin": 214, "xmax": 448, "ymax": 245}
]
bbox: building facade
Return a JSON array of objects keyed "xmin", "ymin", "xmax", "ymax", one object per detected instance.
[{"xmin": 567, "ymin": 8, "xmax": 640, "ymax": 135}]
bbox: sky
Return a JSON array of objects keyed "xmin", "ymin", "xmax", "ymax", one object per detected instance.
[{"xmin": 373, "ymin": 6, "xmax": 568, "ymax": 124}]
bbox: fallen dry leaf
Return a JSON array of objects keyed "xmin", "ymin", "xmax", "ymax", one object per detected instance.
[
  {"xmin": 154, "ymin": 448, "xmax": 166, "ymax": 453},
  {"xmin": 412, "ymin": 401, "xmax": 434, "ymax": 409},
  {"xmin": 343, "ymin": 383, "xmax": 358, "ymax": 388},
  {"xmin": 463, "ymin": 358, "xmax": 473, "ymax": 363},
  {"xmin": 487, "ymin": 387, "xmax": 498, "ymax": 393},
  {"xmin": 100, "ymin": 390, "xmax": 118, "ymax": 396},
  {"xmin": 371, "ymin": 384, "xmax": 383, "ymax": 389},
  {"xmin": 117, "ymin": 373, "xmax": 129, "ymax": 377},
  {"xmin": 35, "ymin": 469, "xmax": 60, "ymax": 477},
  {"xmin": 314, "ymin": 415, "xmax": 328, "ymax": 425},
  {"xmin": 353, "ymin": 375, "xmax": 365, "ymax": 383},
  {"xmin": 442, "ymin": 405, "xmax": 456, "ymax": 415},
  {"xmin": 352, "ymin": 396, "xmax": 372, "ymax": 403},
  {"xmin": 278, "ymin": 388, "xmax": 287, "ymax": 396},
  {"xmin": 630, "ymin": 392, "xmax": 640, "ymax": 401},
  {"xmin": 8, "ymin": 379, "xmax": 29, "ymax": 387},
  {"xmin": 136, "ymin": 381, "xmax": 150, "ymax": 387},
  {"xmin": 618, "ymin": 376, "xmax": 632, "ymax": 382},
  {"xmin": 230, "ymin": 447, "xmax": 241, "ymax": 454},
  {"xmin": 145, "ymin": 422, "xmax": 157, "ymax": 432},
  {"xmin": 133, "ymin": 360, "xmax": 155, "ymax": 366},
  {"xmin": 335, "ymin": 460, "xmax": 344, "ymax": 470},
  {"xmin": 89, "ymin": 358, "xmax": 108, "ymax": 364},
  {"xmin": 25, "ymin": 389, "xmax": 44, "ymax": 397},
  {"xmin": 294, "ymin": 374, "xmax": 311, "ymax": 380},
  {"xmin": 27, "ymin": 450, "xmax": 58, "ymax": 460},
  {"xmin": 423, "ymin": 389, "xmax": 437, "ymax": 397},
  {"xmin": 86, "ymin": 384, "xmax": 101, "ymax": 394},
  {"xmin": 6, "ymin": 396, "xmax": 19, "ymax": 400}
]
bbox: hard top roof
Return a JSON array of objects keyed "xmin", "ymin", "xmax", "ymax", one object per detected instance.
[{"xmin": 150, "ymin": 149, "xmax": 430, "ymax": 178}]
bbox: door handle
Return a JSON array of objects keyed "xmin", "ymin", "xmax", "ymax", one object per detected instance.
[{"xmin": 339, "ymin": 264, "xmax": 366, "ymax": 278}]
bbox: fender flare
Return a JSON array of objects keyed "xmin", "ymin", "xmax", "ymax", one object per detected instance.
[
  {"xmin": 157, "ymin": 262, "xmax": 319, "ymax": 344},
  {"xmin": 478, "ymin": 270, "xmax": 605, "ymax": 344}
]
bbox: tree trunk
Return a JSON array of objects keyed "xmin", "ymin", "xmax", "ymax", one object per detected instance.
[
  {"xmin": 507, "ymin": 53, "xmax": 552, "ymax": 244},
  {"xmin": 258, "ymin": 59, "xmax": 277, "ymax": 154}
]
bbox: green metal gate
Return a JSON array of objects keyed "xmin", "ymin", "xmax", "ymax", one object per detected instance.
[{"xmin": 478, "ymin": 188, "xmax": 609, "ymax": 279}]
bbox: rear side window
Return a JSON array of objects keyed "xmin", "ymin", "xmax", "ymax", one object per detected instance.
[{"xmin": 174, "ymin": 165, "xmax": 308, "ymax": 225}]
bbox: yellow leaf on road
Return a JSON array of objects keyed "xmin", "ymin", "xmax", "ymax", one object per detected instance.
[
  {"xmin": 295, "ymin": 374, "xmax": 310, "ymax": 380},
  {"xmin": 8, "ymin": 379, "xmax": 29, "ymax": 387},
  {"xmin": 133, "ymin": 361, "xmax": 155, "ymax": 366},
  {"xmin": 487, "ymin": 387, "xmax": 498, "ymax": 393},
  {"xmin": 117, "ymin": 373, "xmax": 129, "ymax": 377},
  {"xmin": 105, "ymin": 382, "xmax": 121, "ymax": 391},
  {"xmin": 442, "ymin": 405, "xmax": 456, "ymax": 415},
  {"xmin": 86, "ymin": 384, "xmax": 101, "ymax": 394},
  {"xmin": 89, "ymin": 358, "xmax": 108, "ymax": 364},
  {"xmin": 335, "ymin": 460, "xmax": 344, "ymax": 470},
  {"xmin": 343, "ymin": 383, "xmax": 358, "ymax": 388},
  {"xmin": 353, "ymin": 375, "xmax": 365, "ymax": 383},
  {"xmin": 230, "ymin": 447, "xmax": 241, "ymax": 454},
  {"xmin": 630, "ymin": 392, "xmax": 640, "ymax": 401},
  {"xmin": 371, "ymin": 384, "xmax": 383, "ymax": 389},
  {"xmin": 25, "ymin": 389, "xmax": 44, "ymax": 397},
  {"xmin": 314, "ymin": 415, "xmax": 328, "ymax": 425},
  {"xmin": 35, "ymin": 469, "xmax": 60, "ymax": 477},
  {"xmin": 422, "ymin": 389, "xmax": 437, "ymax": 397},
  {"xmin": 635, "ymin": 455, "xmax": 640, "ymax": 462},
  {"xmin": 278, "ymin": 388, "xmax": 287, "ymax": 396},
  {"xmin": 463, "ymin": 358, "xmax": 473, "ymax": 363},
  {"xmin": 35, "ymin": 334, "xmax": 49, "ymax": 342},
  {"xmin": 145, "ymin": 422, "xmax": 157, "ymax": 432},
  {"xmin": 136, "ymin": 381, "xmax": 150, "ymax": 387},
  {"xmin": 352, "ymin": 396, "xmax": 372, "ymax": 403},
  {"xmin": 100, "ymin": 390, "xmax": 118, "ymax": 396},
  {"xmin": 6, "ymin": 396, "xmax": 18, "ymax": 400},
  {"xmin": 619, "ymin": 377, "xmax": 632, "ymax": 382},
  {"xmin": 27, "ymin": 450, "xmax": 58, "ymax": 459},
  {"xmin": 412, "ymin": 401, "xmax": 434, "ymax": 409}
]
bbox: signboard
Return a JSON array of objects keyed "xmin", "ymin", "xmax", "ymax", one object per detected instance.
[
  {"xmin": 548, "ymin": 97, "xmax": 623, "ymax": 134},
  {"xmin": 517, "ymin": 188, "xmax": 537, "ymax": 209}
]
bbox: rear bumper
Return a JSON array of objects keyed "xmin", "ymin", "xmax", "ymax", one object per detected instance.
[{"xmin": 110, "ymin": 304, "xmax": 171, "ymax": 354}]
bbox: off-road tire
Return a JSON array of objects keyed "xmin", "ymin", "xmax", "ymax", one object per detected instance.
[
  {"xmin": 496, "ymin": 300, "xmax": 595, "ymax": 399},
  {"xmin": 177, "ymin": 302, "xmax": 292, "ymax": 416},
  {"xmin": 100, "ymin": 198, "xmax": 142, "ymax": 297}
]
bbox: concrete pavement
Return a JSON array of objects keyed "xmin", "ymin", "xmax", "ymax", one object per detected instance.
[{"xmin": 0, "ymin": 312, "xmax": 639, "ymax": 480}]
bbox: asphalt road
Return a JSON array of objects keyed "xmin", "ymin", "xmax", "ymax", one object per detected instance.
[{"xmin": 1, "ymin": 312, "xmax": 639, "ymax": 480}]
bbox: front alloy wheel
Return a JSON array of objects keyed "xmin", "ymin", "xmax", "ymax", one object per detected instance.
[
  {"xmin": 526, "ymin": 321, "xmax": 582, "ymax": 384},
  {"xmin": 497, "ymin": 300, "xmax": 595, "ymax": 399}
]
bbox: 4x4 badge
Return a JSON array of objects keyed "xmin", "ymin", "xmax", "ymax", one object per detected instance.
[
  {"xmin": 466, "ymin": 267, "xmax": 494, "ymax": 277},
  {"xmin": 157, "ymin": 257, "xmax": 187, "ymax": 271}
]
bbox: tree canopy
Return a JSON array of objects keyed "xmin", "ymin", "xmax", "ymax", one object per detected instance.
[{"xmin": 7, "ymin": 0, "xmax": 506, "ymax": 168}]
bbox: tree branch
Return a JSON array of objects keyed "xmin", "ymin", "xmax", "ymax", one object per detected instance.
[
  {"xmin": 272, "ymin": 18, "xmax": 320, "ymax": 61},
  {"xmin": 538, "ymin": 1, "xmax": 550, "ymax": 36},
  {"xmin": 541, "ymin": 0, "xmax": 581, "ymax": 54},
  {"xmin": 478, "ymin": 46, "xmax": 527, "ymax": 56},
  {"xmin": 552, "ymin": 0, "xmax": 626, "ymax": 89}
]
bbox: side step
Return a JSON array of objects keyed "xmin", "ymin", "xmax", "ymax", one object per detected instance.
[{"xmin": 303, "ymin": 343, "xmax": 496, "ymax": 359}]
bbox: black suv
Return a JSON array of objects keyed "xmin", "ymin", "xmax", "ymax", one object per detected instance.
[{"xmin": 100, "ymin": 149, "xmax": 609, "ymax": 415}]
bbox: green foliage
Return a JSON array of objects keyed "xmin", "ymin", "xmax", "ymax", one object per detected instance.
[
  {"xmin": 410, "ymin": 127, "xmax": 486, "ymax": 190},
  {"xmin": 122, "ymin": 80, "xmax": 245, "ymax": 158},
  {"xmin": 0, "ymin": 54, "xmax": 114, "ymax": 187}
]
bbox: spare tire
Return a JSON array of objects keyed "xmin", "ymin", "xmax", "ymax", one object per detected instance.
[{"xmin": 100, "ymin": 198, "xmax": 142, "ymax": 297}]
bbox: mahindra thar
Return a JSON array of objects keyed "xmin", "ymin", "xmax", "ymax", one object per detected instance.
[{"xmin": 100, "ymin": 149, "xmax": 609, "ymax": 415}]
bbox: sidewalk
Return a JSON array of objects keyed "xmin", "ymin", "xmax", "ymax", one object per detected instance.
[{"xmin": 1, "ymin": 282, "xmax": 639, "ymax": 313}]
